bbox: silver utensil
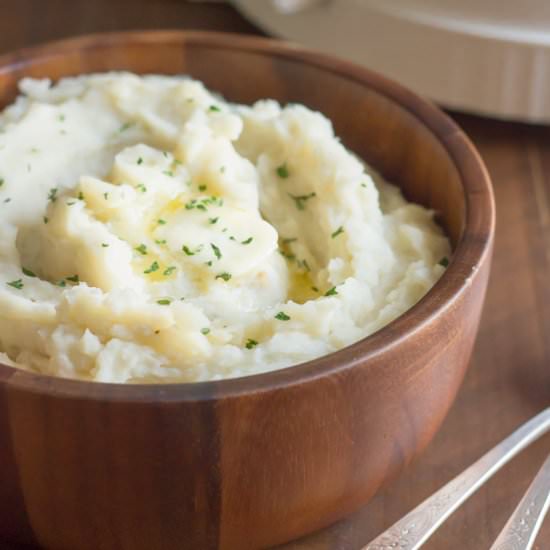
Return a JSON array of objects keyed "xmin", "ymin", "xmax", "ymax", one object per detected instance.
[
  {"xmin": 365, "ymin": 408, "xmax": 550, "ymax": 550},
  {"xmin": 489, "ymin": 453, "xmax": 550, "ymax": 550}
]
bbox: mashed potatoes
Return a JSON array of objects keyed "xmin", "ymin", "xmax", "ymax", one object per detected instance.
[{"xmin": 0, "ymin": 73, "xmax": 450, "ymax": 383}]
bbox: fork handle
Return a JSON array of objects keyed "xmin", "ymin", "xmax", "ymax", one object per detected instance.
[
  {"xmin": 364, "ymin": 408, "xmax": 550, "ymax": 550},
  {"xmin": 489, "ymin": 453, "xmax": 550, "ymax": 550}
]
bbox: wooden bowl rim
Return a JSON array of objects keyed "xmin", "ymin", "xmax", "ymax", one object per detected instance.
[{"xmin": 0, "ymin": 30, "xmax": 495, "ymax": 401}]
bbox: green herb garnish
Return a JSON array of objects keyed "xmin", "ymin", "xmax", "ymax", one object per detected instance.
[
  {"xmin": 275, "ymin": 311, "xmax": 290, "ymax": 321},
  {"xmin": 22, "ymin": 268, "xmax": 36, "ymax": 278},
  {"xmin": 198, "ymin": 184, "xmax": 207, "ymax": 192},
  {"xmin": 144, "ymin": 261, "xmax": 159, "ymax": 274},
  {"xmin": 137, "ymin": 183, "xmax": 147, "ymax": 193},
  {"xmin": 208, "ymin": 217, "xmax": 219, "ymax": 225},
  {"xmin": 163, "ymin": 266, "xmax": 176, "ymax": 276},
  {"xmin": 439, "ymin": 256, "xmax": 450, "ymax": 267},
  {"xmin": 7, "ymin": 279, "xmax": 23, "ymax": 289},
  {"xmin": 182, "ymin": 245, "xmax": 196, "ymax": 256},
  {"xmin": 241, "ymin": 237, "xmax": 253, "ymax": 245},
  {"xmin": 0, "ymin": 178, "xmax": 4, "ymax": 187},
  {"xmin": 101, "ymin": 243, "xmax": 109, "ymax": 247},
  {"xmin": 43, "ymin": 216, "xmax": 49, "ymax": 224},
  {"xmin": 201, "ymin": 327, "xmax": 211, "ymax": 335},
  {"xmin": 215, "ymin": 272, "xmax": 232, "ymax": 281},
  {"xmin": 157, "ymin": 299, "xmax": 172, "ymax": 306},
  {"xmin": 211, "ymin": 243, "xmax": 222, "ymax": 260},
  {"xmin": 288, "ymin": 192, "xmax": 316, "ymax": 211},
  {"xmin": 331, "ymin": 226, "xmax": 344, "ymax": 239},
  {"xmin": 245, "ymin": 338, "xmax": 258, "ymax": 349},
  {"xmin": 66, "ymin": 274, "xmax": 79, "ymax": 283},
  {"xmin": 276, "ymin": 163, "xmax": 289, "ymax": 178},
  {"xmin": 119, "ymin": 122, "xmax": 133, "ymax": 132},
  {"xmin": 324, "ymin": 286, "xmax": 338, "ymax": 296},
  {"xmin": 163, "ymin": 170, "xmax": 174, "ymax": 177},
  {"xmin": 78, "ymin": 191, "xmax": 84, "ymax": 201},
  {"xmin": 48, "ymin": 187, "xmax": 58, "ymax": 203},
  {"xmin": 135, "ymin": 244, "xmax": 148, "ymax": 255},
  {"xmin": 155, "ymin": 239, "xmax": 167, "ymax": 245},
  {"xmin": 137, "ymin": 157, "xmax": 143, "ymax": 165},
  {"xmin": 157, "ymin": 219, "xmax": 167, "ymax": 225},
  {"xmin": 209, "ymin": 105, "xmax": 221, "ymax": 112}
]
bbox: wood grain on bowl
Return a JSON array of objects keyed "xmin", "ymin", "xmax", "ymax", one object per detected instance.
[{"xmin": 0, "ymin": 31, "xmax": 494, "ymax": 550}]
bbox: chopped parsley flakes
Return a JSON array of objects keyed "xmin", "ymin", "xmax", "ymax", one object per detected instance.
[
  {"xmin": 201, "ymin": 327, "xmax": 211, "ymax": 335},
  {"xmin": 137, "ymin": 157, "xmax": 143, "ymax": 165},
  {"xmin": 245, "ymin": 338, "xmax": 258, "ymax": 349},
  {"xmin": 22, "ymin": 267, "xmax": 36, "ymax": 278},
  {"xmin": 331, "ymin": 226, "xmax": 344, "ymax": 239},
  {"xmin": 211, "ymin": 243, "xmax": 222, "ymax": 260},
  {"xmin": 66, "ymin": 274, "xmax": 79, "ymax": 283},
  {"xmin": 144, "ymin": 261, "xmax": 159, "ymax": 274},
  {"xmin": 0, "ymin": 178, "xmax": 4, "ymax": 187},
  {"xmin": 137, "ymin": 183, "xmax": 147, "ymax": 193},
  {"xmin": 208, "ymin": 105, "xmax": 221, "ymax": 112},
  {"xmin": 135, "ymin": 244, "xmax": 148, "ymax": 255},
  {"xmin": 7, "ymin": 279, "xmax": 23, "ymax": 289},
  {"xmin": 119, "ymin": 122, "xmax": 133, "ymax": 132},
  {"xmin": 276, "ymin": 163, "xmax": 290, "ymax": 178},
  {"xmin": 288, "ymin": 192, "xmax": 316, "ymax": 211},
  {"xmin": 157, "ymin": 219, "xmax": 167, "ymax": 225},
  {"xmin": 157, "ymin": 299, "xmax": 172, "ymax": 306},
  {"xmin": 275, "ymin": 311, "xmax": 290, "ymax": 321},
  {"xmin": 215, "ymin": 272, "xmax": 232, "ymax": 281},
  {"xmin": 324, "ymin": 286, "xmax": 338, "ymax": 296},
  {"xmin": 198, "ymin": 184, "xmax": 207, "ymax": 192},
  {"xmin": 163, "ymin": 266, "xmax": 176, "ymax": 276},
  {"xmin": 241, "ymin": 237, "xmax": 253, "ymax": 245},
  {"xmin": 209, "ymin": 217, "xmax": 219, "ymax": 225},
  {"xmin": 439, "ymin": 256, "xmax": 450, "ymax": 267},
  {"xmin": 48, "ymin": 187, "xmax": 58, "ymax": 203},
  {"xmin": 182, "ymin": 245, "xmax": 196, "ymax": 256}
]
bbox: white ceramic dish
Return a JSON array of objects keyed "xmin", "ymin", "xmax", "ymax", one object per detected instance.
[{"xmin": 232, "ymin": 0, "xmax": 550, "ymax": 124}]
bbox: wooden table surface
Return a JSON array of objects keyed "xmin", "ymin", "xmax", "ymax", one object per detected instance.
[{"xmin": 0, "ymin": 1, "xmax": 549, "ymax": 549}]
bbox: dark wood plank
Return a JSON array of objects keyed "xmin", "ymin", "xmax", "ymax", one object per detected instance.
[{"xmin": 0, "ymin": 2, "xmax": 548, "ymax": 549}]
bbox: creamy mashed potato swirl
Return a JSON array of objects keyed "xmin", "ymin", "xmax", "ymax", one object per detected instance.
[{"xmin": 0, "ymin": 73, "xmax": 450, "ymax": 382}]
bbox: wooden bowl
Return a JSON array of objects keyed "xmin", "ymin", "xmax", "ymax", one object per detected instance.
[{"xmin": 0, "ymin": 31, "xmax": 494, "ymax": 550}]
